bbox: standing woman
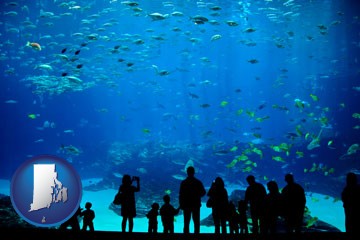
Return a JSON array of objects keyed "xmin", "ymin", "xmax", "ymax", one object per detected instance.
[
  {"xmin": 207, "ymin": 177, "xmax": 229, "ymax": 234},
  {"xmin": 119, "ymin": 174, "xmax": 140, "ymax": 232}
]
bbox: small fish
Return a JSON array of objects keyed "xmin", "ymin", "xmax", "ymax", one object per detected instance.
[
  {"xmin": 26, "ymin": 41, "xmax": 41, "ymax": 51},
  {"xmin": 61, "ymin": 48, "xmax": 67, "ymax": 53},
  {"xmin": 226, "ymin": 159, "xmax": 238, "ymax": 168},
  {"xmin": 189, "ymin": 93, "xmax": 199, "ymax": 99},
  {"xmin": 172, "ymin": 174, "xmax": 186, "ymax": 181},
  {"xmin": 229, "ymin": 146, "xmax": 238, "ymax": 152},
  {"xmin": 258, "ymin": 103, "xmax": 266, "ymax": 110},
  {"xmin": 272, "ymin": 156, "xmax": 285, "ymax": 162},
  {"xmin": 226, "ymin": 21, "xmax": 238, "ymax": 26},
  {"xmin": 28, "ymin": 114, "xmax": 37, "ymax": 119},
  {"xmin": 76, "ymin": 64, "xmax": 83, "ymax": 69},
  {"xmin": 210, "ymin": 34, "xmax": 222, "ymax": 41},
  {"xmin": 248, "ymin": 59, "xmax": 259, "ymax": 64},
  {"xmin": 243, "ymin": 27, "xmax": 256, "ymax": 33},
  {"xmin": 310, "ymin": 93, "xmax": 319, "ymax": 101},
  {"xmin": 142, "ymin": 128, "xmax": 151, "ymax": 134},
  {"xmin": 158, "ymin": 70, "xmax": 170, "ymax": 76},
  {"xmin": 352, "ymin": 113, "xmax": 360, "ymax": 119},
  {"xmin": 296, "ymin": 150, "xmax": 304, "ymax": 158},
  {"xmin": 200, "ymin": 103, "xmax": 210, "ymax": 108},
  {"xmin": 61, "ymin": 144, "xmax": 81, "ymax": 155},
  {"xmin": 214, "ymin": 150, "xmax": 229, "ymax": 156},
  {"xmin": 74, "ymin": 50, "xmax": 81, "ymax": 55},
  {"xmin": 242, "ymin": 166, "xmax": 253, "ymax": 172},
  {"xmin": 220, "ymin": 101, "xmax": 228, "ymax": 107},
  {"xmin": 235, "ymin": 89, "xmax": 242, "ymax": 93}
]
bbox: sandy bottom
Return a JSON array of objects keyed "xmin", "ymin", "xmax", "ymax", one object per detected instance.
[{"xmin": 1, "ymin": 178, "xmax": 345, "ymax": 233}]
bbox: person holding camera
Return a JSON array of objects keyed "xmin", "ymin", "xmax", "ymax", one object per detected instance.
[
  {"xmin": 118, "ymin": 174, "xmax": 140, "ymax": 232},
  {"xmin": 207, "ymin": 177, "xmax": 229, "ymax": 235}
]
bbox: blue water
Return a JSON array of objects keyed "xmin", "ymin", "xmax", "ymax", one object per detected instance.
[{"xmin": 0, "ymin": 0, "xmax": 359, "ymax": 230}]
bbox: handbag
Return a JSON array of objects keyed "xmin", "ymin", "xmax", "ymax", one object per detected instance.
[
  {"xmin": 113, "ymin": 191, "xmax": 123, "ymax": 205},
  {"xmin": 206, "ymin": 197, "xmax": 213, "ymax": 208}
]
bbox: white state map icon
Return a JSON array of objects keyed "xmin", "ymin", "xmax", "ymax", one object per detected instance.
[{"xmin": 29, "ymin": 164, "xmax": 68, "ymax": 211}]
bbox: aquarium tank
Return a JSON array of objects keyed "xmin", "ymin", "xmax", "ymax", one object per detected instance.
[{"xmin": 0, "ymin": 0, "xmax": 359, "ymax": 233}]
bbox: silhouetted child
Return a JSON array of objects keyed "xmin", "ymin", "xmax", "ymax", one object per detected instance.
[
  {"xmin": 80, "ymin": 202, "xmax": 95, "ymax": 231},
  {"xmin": 238, "ymin": 200, "xmax": 248, "ymax": 234},
  {"xmin": 159, "ymin": 194, "xmax": 180, "ymax": 233},
  {"xmin": 146, "ymin": 202, "xmax": 160, "ymax": 233},
  {"xmin": 228, "ymin": 201, "xmax": 239, "ymax": 234}
]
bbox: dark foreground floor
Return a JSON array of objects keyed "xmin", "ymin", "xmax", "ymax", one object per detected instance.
[{"xmin": 0, "ymin": 228, "xmax": 356, "ymax": 240}]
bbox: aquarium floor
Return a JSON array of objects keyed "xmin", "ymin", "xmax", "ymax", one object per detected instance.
[{"xmin": 0, "ymin": 227, "xmax": 354, "ymax": 240}]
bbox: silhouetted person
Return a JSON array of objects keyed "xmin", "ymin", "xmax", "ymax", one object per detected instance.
[
  {"xmin": 238, "ymin": 200, "xmax": 249, "ymax": 234},
  {"xmin": 207, "ymin": 176, "xmax": 229, "ymax": 234},
  {"xmin": 59, "ymin": 206, "xmax": 82, "ymax": 231},
  {"xmin": 160, "ymin": 194, "xmax": 180, "ymax": 233},
  {"xmin": 146, "ymin": 202, "xmax": 159, "ymax": 233},
  {"xmin": 80, "ymin": 202, "xmax": 95, "ymax": 231},
  {"xmin": 119, "ymin": 174, "xmax": 140, "ymax": 232},
  {"xmin": 281, "ymin": 173, "xmax": 306, "ymax": 233},
  {"xmin": 245, "ymin": 175, "xmax": 266, "ymax": 234},
  {"xmin": 341, "ymin": 172, "xmax": 360, "ymax": 235},
  {"xmin": 179, "ymin": 166, "xmax": 206, "ymax": 234},
  {"xmin": 228, "ymin": 201, "xmax": 239, "ymax": 234},
  {"xmin": 264, "ymin": 180, "xmax": 282, "ymax": 234}
]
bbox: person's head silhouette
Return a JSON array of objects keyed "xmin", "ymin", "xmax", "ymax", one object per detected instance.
[
  {"xmin": 246, "ymin": 175, "xmax": 255, "ymax": 185},
  {"xmin": 267, "ymin": 180, "xmax": 279, "ymax": 193},
  {"xmin": 163, "ymin": 194, "xmax": 170, "ymax": 204},
  {"xmin": 152, "ymin": 202, "xmax": 160, "ymax": 210},
  {"xmin": 187, "ymin": 166, "xmax": 195, "ymax": 177},
  {"xmin": 285, "ymin": 173, "xmax": 294, "ymax": 184},
  {"xmin": 122, "ymin": 174, "xmax": 132, "ymax": 185},
  {"xmin": 346, "ymin": 172, "xmax": 358, "ymax": 186},
  {"xmin": 214, "ymin": 177, "xmax": 224, "ymax": 188},
  {"xmin": 85, "ymin": 202, "xmax": 92, "ymax": 209}
]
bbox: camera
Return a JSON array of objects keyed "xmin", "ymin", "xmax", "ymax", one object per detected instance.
[{"xmin": 132, "ymin": 176, "xmax": 139, "ymax": 181}]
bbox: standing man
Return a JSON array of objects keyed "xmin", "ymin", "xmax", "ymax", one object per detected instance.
[
  {"xmin": 244, "ymin": 175, "xmax": 266, "ymax": 235},
  {"xmin": 281, "ymin": 173, "xmax": 306, "ymax": 233},
  {"xmin": 341, "ymin": 172, "xmax": 360, "ymax": 235},
  {"xmin": 179, "ymin": 166, "xmax": 206, "ymax": 234}
]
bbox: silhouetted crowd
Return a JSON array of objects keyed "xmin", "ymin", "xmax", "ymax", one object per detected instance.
[{"xmin": 60, "ymin": 167, "xmax": 360, "ymax": 236}]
